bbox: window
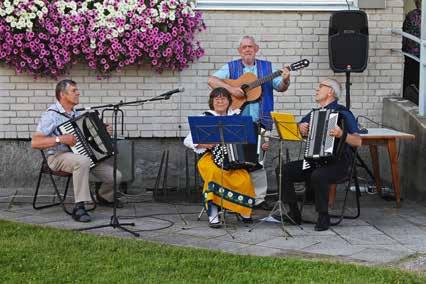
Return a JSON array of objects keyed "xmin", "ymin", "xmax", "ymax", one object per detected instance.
[{"xmin": 196, "ymin": 0, "xmax": 358, "ymax": 11}]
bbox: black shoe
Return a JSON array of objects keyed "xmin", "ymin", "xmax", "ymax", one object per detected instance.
[
  {"xmin": 238, "ymin": 214, "xmax": 253, "ymax": 224},
  {"xmin": 97, "ymin": 195, "xmax": 124, "ymax": 208},
  {"xmin": 72, "ymin": 203, "xmax": 91, "ymax": 223},
  {"xmin": 254, "ymin": 201, "xmax": 273, "ymax": 211},
  {"xmin": 315, "ymin": 213, "xmax": 330, "ymax": 231}
]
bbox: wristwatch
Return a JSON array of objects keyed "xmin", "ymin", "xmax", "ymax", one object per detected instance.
[{"xmin": 55, "ymin": 136, "xmax": 60, "ymax": 144}]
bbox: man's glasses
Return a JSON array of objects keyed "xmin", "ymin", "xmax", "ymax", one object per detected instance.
[{"xmin": 319, "ymin": 83, "xmax": 332, "ymax": 89}]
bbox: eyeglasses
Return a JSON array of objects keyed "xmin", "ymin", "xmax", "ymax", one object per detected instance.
[
  {"xmin": 319, "ymin": 83, "xmax": 332, "ymax": 89},
  {"xmin": 213, "ymin": 95, "xmax": 227, "ymax": 101}
]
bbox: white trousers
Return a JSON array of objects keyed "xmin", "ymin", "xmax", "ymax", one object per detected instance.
[{"xmin": 250, "ymin": 168, "xmax": 267, "ymax": 205}]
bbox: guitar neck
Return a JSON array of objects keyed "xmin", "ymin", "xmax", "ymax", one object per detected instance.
[{"xmin": 248, "ymin": 70, "xmax": 283, "ymax": 90}]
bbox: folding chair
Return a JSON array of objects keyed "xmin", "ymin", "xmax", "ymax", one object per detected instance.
[
  {"xmin": 33, "ymin": 150, "xmax": 96, "ymax": 215},
  {"xmin": 299, "ymin": 147, "xmax": 361, "ymax": 226},
  {"xmin": 33, "ymin": 150, "xmax": 73, "ymax": 214},
  {"xmin": 329, "ymin": 148, "xmax": 361, "ymax": 226}
]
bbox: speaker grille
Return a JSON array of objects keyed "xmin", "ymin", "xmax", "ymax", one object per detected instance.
[{"xmin": 328, "ymin": 11, "xmax": 369, "ymax": 73}]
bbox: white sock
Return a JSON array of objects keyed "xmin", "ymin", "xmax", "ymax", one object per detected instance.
[{"xmin": 208, "ymin": 204, "xmax": 219, "ymax": 223}]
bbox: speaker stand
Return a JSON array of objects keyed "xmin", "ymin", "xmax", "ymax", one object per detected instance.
[{"xmin": 345, "ymin": 67, "xmax": 351, "ymax": 109}]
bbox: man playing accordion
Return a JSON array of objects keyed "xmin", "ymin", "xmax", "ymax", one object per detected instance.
[{"xmin": 275, "ymin": 79, "xmax": 362, "ymax": 231}]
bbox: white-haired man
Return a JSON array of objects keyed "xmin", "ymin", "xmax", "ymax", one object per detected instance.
[
  {"xmin": 275, "ymin": 79, "xmax": 361, "ymax": 231},
  {"xmin": 208, "ymin": 35, "xmax": 291, "ymax": 210}
]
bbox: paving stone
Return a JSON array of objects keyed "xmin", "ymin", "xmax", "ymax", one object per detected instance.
[
  {"xmin": 216, "ymin": 226, "xmax": 284, "ymax": 245},
  {"xmin": 332, "ymin": 225, "xmax": 383, "ymax": 236},
  {"xmin": 301, "ymin": 240, "xmax": 367, "ymax": 257},
  {"xmin": 258, "ymin": 235, "xmax": 337, "ymax": 251},
  {"xmin": 398, "ymin": 255, "xmax": 426, "ymax": 272},
  {"xmin": 349, "ymin": 247, "xmax": 414, "ymax": 264},
  {"xmin": 374, "ymin": 223, "xmax": 426, "ymax": 238},
  {"xmin": 338, "ymin": 233, "xmax": 399, "ymax": 246},
  {"xmin": 235, "ymin": 245, "xmax": 290, "ymax": 257}
]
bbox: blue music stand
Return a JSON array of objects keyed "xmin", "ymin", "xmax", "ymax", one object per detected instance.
[{"xmin": 188, "ymin": 115, "xmax": 256, "ymax": 145}]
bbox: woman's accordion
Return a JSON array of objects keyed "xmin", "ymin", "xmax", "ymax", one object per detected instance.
[{"xmin": 211, "ymin": 143, "xmax": 261, "ymax": 172}]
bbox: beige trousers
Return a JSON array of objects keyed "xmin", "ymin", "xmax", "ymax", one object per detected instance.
[{"xmin": 47, "ymin": 152, "xmax": 122, "ymax": 203}]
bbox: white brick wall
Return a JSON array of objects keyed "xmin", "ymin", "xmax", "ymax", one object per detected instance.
[{"xmin": 0, "ymin": 1, "xmax": 404, "ymax": 139}]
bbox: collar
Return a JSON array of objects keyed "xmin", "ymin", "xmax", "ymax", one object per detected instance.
[
  {"xmin": 50, "ymin": 101, "xmax": 76, "ymax": 117},
  {"xmin": 323, "ymin": 100, "xmax": 339, "ymax": 109},
  {"xmin": 207, "ymin": 109, "xmax": 237, "ymax": 116},
  {"xmin": 240, "ymin": 59, "xmax": 257, "ymax": 69}
]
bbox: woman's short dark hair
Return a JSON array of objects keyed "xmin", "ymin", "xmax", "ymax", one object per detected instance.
[
  {"xmin": 208, "ymin": 87, "xmax": 232, "ymax": 110},
  {"xmin": 55, "ymin": 79, "xmax": 77, "ymax": 101}
]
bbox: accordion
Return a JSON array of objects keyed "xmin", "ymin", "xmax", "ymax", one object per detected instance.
[
  {"xmin": 57, "ymin": 112, "xmax": 114, "ymax": 168},
  {"xmin": 302, "ymin": 108, "xmax": 339, "ymax": 170},
  {"xmin": 211, "ymin": 143, "xmax": 261, "ymax": 172}
]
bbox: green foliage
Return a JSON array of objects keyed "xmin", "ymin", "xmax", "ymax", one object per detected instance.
[{"xmin": 0, "ymin": 220, "xmax": 424, "ymax": 283}]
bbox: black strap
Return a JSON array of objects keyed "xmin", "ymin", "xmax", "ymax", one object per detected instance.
[
  {"xmin": 48, "ymin": 109, "xmax": 72, "ymax": 119},
  {"xmin": 335, "ymin": 115, "xmax": 347, "ymax": 160}
]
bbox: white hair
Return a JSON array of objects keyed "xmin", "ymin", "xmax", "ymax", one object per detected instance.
[
  {"xmin": 239, "ymin": 35, "xmax": 257, "ymax": 47},
  {"xmin": 324, "ymin": 78, "xmax": 341, "ymax": 100}
]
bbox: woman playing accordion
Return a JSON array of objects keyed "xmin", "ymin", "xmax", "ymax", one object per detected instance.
[{"xmin": 184, "ymin": 88, "xmax": 256, "ymax": 228}]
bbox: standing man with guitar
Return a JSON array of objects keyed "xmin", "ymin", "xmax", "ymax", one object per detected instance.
[{"xmin": 207, "ymin": 35, "xmax": 291, "ymax": 210}]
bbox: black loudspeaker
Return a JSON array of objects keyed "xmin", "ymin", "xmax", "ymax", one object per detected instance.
[{"xmin": 329, "ymin": 10, "xmax": 369, "ymax": 73}]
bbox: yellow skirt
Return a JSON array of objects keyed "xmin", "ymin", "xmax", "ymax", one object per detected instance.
[{"xmin": 198, "ymin": 152, "xmax": 255, "ymax": 217}]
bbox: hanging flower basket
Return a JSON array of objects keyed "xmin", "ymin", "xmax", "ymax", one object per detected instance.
[{"xmin": 0, "ymin": 0, "xmax": 205, "ymax": 78}]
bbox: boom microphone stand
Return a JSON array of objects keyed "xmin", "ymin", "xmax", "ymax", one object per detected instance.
[{"xmin": 77, "ymin": 88, "xmax": 184, "ymax": 237}]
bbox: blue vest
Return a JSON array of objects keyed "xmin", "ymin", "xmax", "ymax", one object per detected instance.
[{"xmin": 228, "ymin": 59, "xmax": 274, "ymax": 130}]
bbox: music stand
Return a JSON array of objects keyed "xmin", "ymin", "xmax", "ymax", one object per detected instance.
[
  {"xmin": 188, "ymin": 115, "xmax": 256, "ymax": 236},
  {"xmin": 77, "ymin": 89, "xmax": 182, "ymax": 237},
  {"xmin": 249, "ymin": 112, "xmax": 303, "ymax": 237}
]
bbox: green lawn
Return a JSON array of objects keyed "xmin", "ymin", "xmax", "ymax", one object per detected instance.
[{"xmin": 0, "ymin": 220, "xmax": 423, "ymax": 283}]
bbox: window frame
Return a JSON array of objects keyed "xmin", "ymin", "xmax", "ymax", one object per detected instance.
[{"xmin": 195, "ymin": 0, "xmax": 359, "ymax": 11}]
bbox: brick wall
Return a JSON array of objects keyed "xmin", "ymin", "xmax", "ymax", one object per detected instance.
[{"xmin": 0, "ymin": 1, "xmax": 404, "ymax": 139}]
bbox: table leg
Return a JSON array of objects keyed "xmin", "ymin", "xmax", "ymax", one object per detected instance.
[
  {"xmin": 387, "ymin": 139, "xmax": 401, "ymax": 208},
  {"xmin": 369, "ymin": 145, "xmax": 382, "ymax": 194}
]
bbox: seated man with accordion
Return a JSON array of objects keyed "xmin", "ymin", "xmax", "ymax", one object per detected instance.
[
  {"xmin": 31, "ymin": 79, "xmax": 121, "ymax": 223},
  {"xmin": 184, "ymin": 88, "xmax": 257, "ymax": 228},
  {"xmin": 276, "ymin": 79, "xmax": 361, "ymax": 231}
]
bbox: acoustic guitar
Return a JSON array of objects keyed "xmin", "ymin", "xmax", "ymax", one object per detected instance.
[{"xmin": 223, "ymin": 59, "xmax": 310, "ymax": 110}]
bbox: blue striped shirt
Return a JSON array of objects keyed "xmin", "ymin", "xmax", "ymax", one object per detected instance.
[{"xmin": 36, "ymin": 101, "xmax": 80, "ymax": 155}]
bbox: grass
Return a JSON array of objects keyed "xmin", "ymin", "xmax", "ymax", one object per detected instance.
[{"xmin": 0, "ymin": 220, "xmax": 424, "ymax": 284}]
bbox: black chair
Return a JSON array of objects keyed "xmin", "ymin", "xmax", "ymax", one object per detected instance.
[
  {"xmin": 33, "ymin": 150, "xmax": 96, "ymax": 215},
  {"xmin": 33, "ymin": 150, "xmax": 73, "ymax": 215},
  {"xmin": 329, "ymin": 148, "xmax": 361, "ymax": 226},
  {"xmin": 299, "ymin": 148, "xmax": 361, "ymax": 226}
]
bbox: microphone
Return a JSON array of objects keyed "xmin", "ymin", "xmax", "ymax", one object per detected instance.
[
  {"xmin": 75, "ymin": 106, "xmax": 93, "ymax": 111},
  {"xmin": 160, "ymin": 87, "xmax": 185, "ymax": 97}
]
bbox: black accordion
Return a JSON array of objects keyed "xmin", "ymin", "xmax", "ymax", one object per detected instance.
[
  {"xmin": 57, "ymin": 112, "xmax": 114, "ymax": 168},
  {"xmin": 302, "ymin": 108, "xmax": 339, "ymax": 170},
  {"xmin": 211, "ymin": 143, "xmax": 261, "ymax": 172}
]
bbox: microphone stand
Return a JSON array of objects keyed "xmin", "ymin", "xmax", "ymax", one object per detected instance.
[{"xmin": 78, "ymin": 90, "xmax": 180, "ymax": 237}]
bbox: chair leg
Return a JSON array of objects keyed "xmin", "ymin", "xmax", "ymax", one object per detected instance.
[
  {"xmin": 330, "ymin": 170, "xmax": 361, "ymax": 226},
  {"xmin": 33, "ymin": 171, "xmax": 64, "ymax": 210}
]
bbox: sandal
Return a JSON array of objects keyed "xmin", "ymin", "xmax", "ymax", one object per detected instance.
[{"xmin": 72, "ymin": 205, "xmax": 91, "ymax": 223}]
